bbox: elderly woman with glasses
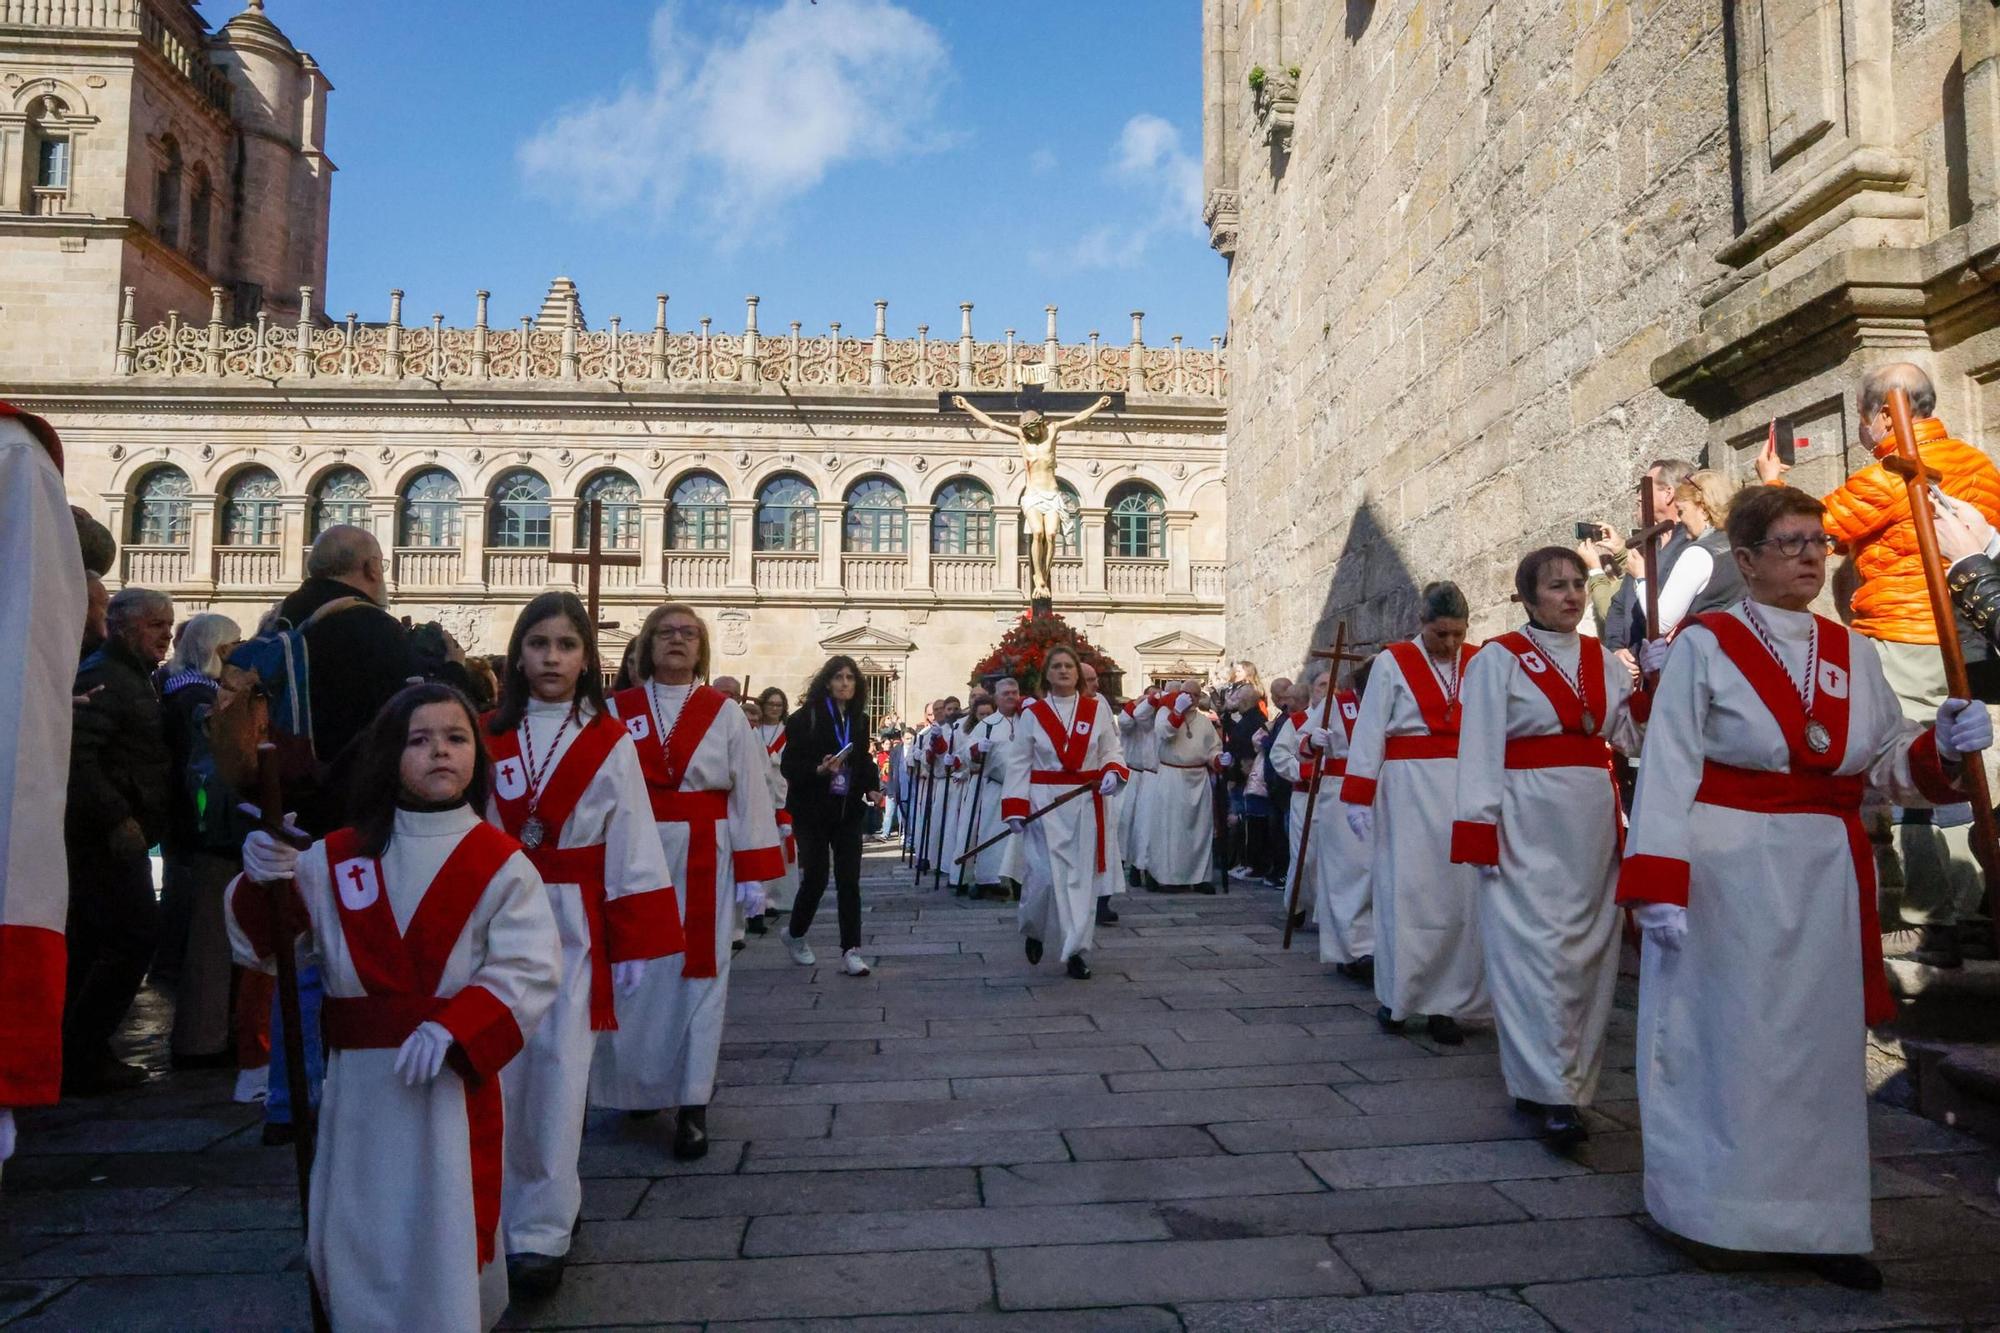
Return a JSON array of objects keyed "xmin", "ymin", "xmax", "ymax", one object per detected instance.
[{"xmin": 1621, "ymin": 485, "xmax": 1990, "ymax": 1290}]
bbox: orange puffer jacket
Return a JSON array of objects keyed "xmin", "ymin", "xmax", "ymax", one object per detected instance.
[{"xmin": 1822, "ymin": 417, "xmax": 2000, "ymax": 644}]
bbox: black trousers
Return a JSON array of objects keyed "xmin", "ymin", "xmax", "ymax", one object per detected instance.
[
  {"xmin": 64, "ymin": 844, "xmax": 161, "ymax": 1060},
  {"xmin": 791, "ymin": 818, "xmax": 865, "ymax": 952}
]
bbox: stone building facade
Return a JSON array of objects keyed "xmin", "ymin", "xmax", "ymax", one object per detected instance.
[
  {"xmin": 1204, "ymin": 0, "xmax": 2000, "ymax": 664},
  {"xmin": 5, "ymin": 3, "xmax": 1229, "ymax": 719}
]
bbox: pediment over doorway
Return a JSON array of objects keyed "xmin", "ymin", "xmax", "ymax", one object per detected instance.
[{"xmin": 819, "ymin": 624, "xmax": 917, "ymax": 653}]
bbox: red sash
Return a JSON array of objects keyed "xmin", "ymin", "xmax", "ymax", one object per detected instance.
[
  {"xmin": 483, "ymin": 710, "xmax": 628, "ymax": 1029},
  {"xmin": 1492, "ymin": 632, "xmax": 1608, "ymax": 736},
  {"xmin": 766, "ymin": 730, "xmax": 796, "ymax": 863},
  {"xmin": 612, "ymin": 684, "xmax": 732, "ymax": 979},
  {"xmin": 319, "ymin": 822, "xmax": 519, "ymax": 1267},
  {"xmin": 1293, "ymin": 692, "xmax": 1361, "ymax": 786},
  {"xmin": 1385, "ymin": 640, "xmax": 1474, "ymax": 736},
  {"xmin": 1693, "ymin": 611, "xmax": 1891, "ymax": 1024},
  {"xmin": 1028, "ymin": 695, "xmax": 1111, "ymax": 872}
]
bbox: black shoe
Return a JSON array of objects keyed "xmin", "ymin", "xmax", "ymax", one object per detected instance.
[
  {"xmin": 1348, "ymin": 954, "xmax": 1375, "ymax": 982},
  {"xmin": 1288, "ymin": 909, "xmax": 1308, "ymax": 932},
  {"xmin": 1906, "ymin": 923, "xmax": 1964, "ymax": 969},
  {"xmin": 1067, "ymin": 955, "xmax": 1092, "ymax": 980},
  {"xmin": 1542, "ymin": 1104, "xmax": 1588, "ymax": 1150},
  {"xmin": 673, "ymin": 1105, "xmax": 709, "ymax": 1161},
  {"xmin": 508, "ymin": 1251, "xmax": 566, "ymax": 1298},
  {"xmin": 168, "ymin": 1049, "xmax": 235, "ymax": 1071},
  {"xmin": 626, "ymin": 1108, "xmax": 663, "ymax": 1121},
  {"xmin": 1375, "ymin": 1006, "xmax": 1404, "ymax": 1033},
  {"xmin": 731, "ymin": 939, "xmax": 746, "ymax": 953},
  {"xmin": 1427, "ymin": 1015, "xmax": 1465, "ymax": 1046},
  {"xmin": 1514, "ymin": 1097, "xmax": 1544, "ymax": 1114},
  {"xmin": 61, "ymin": 1054, "xmax": 147, "ymax": 1096},
  {"xmin": 1096, "ymin": 899, "xmax": 1119, "ymax": 925},
  {"xmin": 1957, "ymin": 921, "xmax": 1996, "ymax": 961},
  {"xmin": 1795, "ymin": 1253, "xmax": 1883, "ymax": 1290},
  {"xmin": 1024, "ymin": 937, "xmax": 1044, "ymax": 966},
  {"xmin": 261, "ymin": 1121, "xmax": 297, "ymax": 1146},
  {"xmin": 745, "ymin": 916, "xmax": 767, "ymax": 936}
]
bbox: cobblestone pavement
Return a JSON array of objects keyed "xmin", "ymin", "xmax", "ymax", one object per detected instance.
[{"xmin": 6, "ymin": 847, "xmax": 2000, "ymax": 1330}]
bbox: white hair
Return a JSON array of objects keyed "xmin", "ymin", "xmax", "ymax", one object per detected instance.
[
  {"xmin": 169, "ymin": 612, "xmax": 242, "ymax": 679},
  {"xmin": 105, "ymin": 586, "xmax": 172, "ymax": 629}
]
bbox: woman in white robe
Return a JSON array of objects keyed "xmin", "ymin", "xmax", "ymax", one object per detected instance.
[
  {"xmin": 1271, "ymin": 671, "xmax": 1373, "ymax": 974},
  {"xmin": 1147, "ymin": 683, "xmax": 1221, "ymax": 888},
  {"xmin": 593, "ymin": 604, "xmax": 783, "ymax": 1161},
  {"xmin": 1000, "ymin": 646, "xmax": 1128, "ymax": 979},
  {"xmin": 1340, "ymin": 582, "xmax": 1486, "ymax": 1043},
  {"xmin": 1451, "ymin": 549, "xmax": 1638, "ymax": 1148},
  {"xmin": 967, "ymin": 685, "xmax": 1026, "ymax": 892},
  {"xmin": 228, "ymin": 683, "xmax": 561, "ymax": 1332},
  {"xmin": 1619, "ymin": 485, "xmax": 1986, "ymax": 1289},
  {"xmin": 1116, "ymin": 689, "xmax": 1164, "ymax": 881},
  {"xmin": 753, "ymin": 687, "xmax": 799, "ymax": 917},
  {"xmin": 943, "ymin": 707, "xmax": 988, "ymax": 892}
]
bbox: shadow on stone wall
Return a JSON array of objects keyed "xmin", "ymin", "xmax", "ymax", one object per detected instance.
[{"xmin": 1287, "ymin": 498, "xmax": 1419, "ymax": 681}]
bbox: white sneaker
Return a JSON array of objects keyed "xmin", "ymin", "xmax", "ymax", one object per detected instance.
[
  {"xmin": 232, "ymin": 1066, "xmax": 269, "ymax": 1104},
  {"xmin": 841, "ymin": 949, "xmax": 872, "ymax": 977},
  {"xmin": 784, "ymin": 933, "xmax": 815, "ymax": 966}
]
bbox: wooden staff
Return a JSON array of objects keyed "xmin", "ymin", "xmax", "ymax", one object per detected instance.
[
  {"xmin": 1882, "ymin": 387, "xmax": 2000, "ymax": 953},
  {"xmin": 955, "ymin": 738, "xmax": 990, "ymax": 892},
  {"xmin": 1282, "ymin": 624, "xmax": 1374, "ymax": 949},
  {"xmin": 253, "ymin": 744, "xmax": 332, "ymax": 1333},
  {"xmin": 932, "ymin": 750, "xmax": 959, "ymax": 891},
  {"xmin": 955, "ymin": 778, "xmax": 1096, "ymax": 865},
  {"xmin": 1633, "ymin": 477, "xmax": 1675, "ymax": 684}
]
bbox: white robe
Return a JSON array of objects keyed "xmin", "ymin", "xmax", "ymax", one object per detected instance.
[
  {"xmin": 1147, "ymin": 701, "xmax": 1220, "ymax": 886},
  {"xmin": 1341, "ymin": 639, "xmax": 1488, "ymax": 1021},
  {"xmin": 0, "ymin": 413, "xmax": 84, "ymax": 1114},
  {"xmin": 1620, "ymin": 603, "xmax": 1954, "ymax": 1255},
  {"xmin": 1271, "ymin": 699, "xmax": 1373, "ymax": 964},
  {"xmin": 1002, "ymin": 693, "xmax": 1128, "ymax": 961},
  {"xmin": 225, "ymin": 806, "xmax": 561, "ymax": 1332},
  {"xmin": 1116, "ymin": 694, "xmax": 1163, "ymax": 872},
  {"xmin": 1451, "ymin": 628, "xmax": 1636, "ymax": 1108},
  {"xmin": 941, "ymin": 725, "xmax": 983, "ymax": 886},
  {"xmin": 593, "ymin": 682, "xmax": 782, "ymax": 1109},
  {"xmin": 755, "ymin": 722, "xmax": 798, "ymax": 912},
  {"xmin": 485, "ymin": 698, "xmax": 677, "ymax": 1260},
  {"xmin": 910, "ymin": 722, "xmax": 956, "ymax": 877},
  {"xmin": 967, "ymin": 711, "xmax": 1025, "ymax": 885}
]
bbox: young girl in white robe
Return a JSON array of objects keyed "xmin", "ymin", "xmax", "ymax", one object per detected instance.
[
  {"xmin": 481, "ymin": 592, "xmax": 681, "ymax": 1296},
  {"xmin": 227, "ymin": 682, "xmax": 561, "ymax": 1331},
  {"xmin": 753, "ymin": 687, "xmax": 798, "ymax": 918},
  {"xmin": 1271, "ymin": 670, "xmax": 1373, "ymax": 975}
]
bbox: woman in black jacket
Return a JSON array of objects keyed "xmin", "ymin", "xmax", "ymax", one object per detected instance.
[{"xmin": 780, "ymin": 655, "xmax": 883, "ymax": 976}]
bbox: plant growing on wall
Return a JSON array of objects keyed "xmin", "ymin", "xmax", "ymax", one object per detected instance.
[{"xmin": 1247, "ymin": 64, "xmax": 1266, "ymax": 92}]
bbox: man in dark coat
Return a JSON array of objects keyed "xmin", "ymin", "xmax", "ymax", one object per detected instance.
[{"xmin": 64, "ymin": 586, "xmax": 175, "ymax": 1092}]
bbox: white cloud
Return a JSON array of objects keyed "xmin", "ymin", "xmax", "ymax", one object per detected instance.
[
  {"xmin": 1028, "ymin": 147, "xmax": 1057, "ymax": 175},
  {"xmin": 1035, "ymin": 112, "xmax": 1204, "ymax": 272},
  {"xmin": 518, "ymin": 0, "xmax": 949, "ymax": 238}
]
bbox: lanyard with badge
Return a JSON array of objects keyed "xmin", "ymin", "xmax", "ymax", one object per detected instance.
[{"xmin": 827, "ymin": 699, "xmax": 853, "ymax": 795}]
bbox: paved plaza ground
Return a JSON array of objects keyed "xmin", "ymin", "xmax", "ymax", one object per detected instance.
[{"xmin": 5, "ymin": 847, "xmax": 2000, "ymax": 1330}]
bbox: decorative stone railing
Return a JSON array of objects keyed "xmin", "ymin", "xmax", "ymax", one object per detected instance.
[
  {"xmin": 215, "ymin": 547, "xmax": 280, "ymax": 587},
  {"xmin": 118, "ymin": 287, "xmax": 1228, "ymax": 400},
  {"xmin": 752, "ymin": 552, "xmax": 818, "ymax": 592},
  {"xmin": 1020, "ymin": 559, "xmax": 1085, "ymax": 597},
  {"xmin": 393, "ymin": 547, "xmax": 460, "ymax": 588},
  {"xmin": 485, "ymin": 551, "xmax": 547, "ymax": 589},
  {"xmin": 665, "ymin": 554, "xmax": 730, "ymax": 591},
  {"xmin": 1192, "ymin": 562, "xmax": 1226, "ymax": 599},
  {"xmin": 932, "ymin": 557, "xmax": 996, "ymax": 595},
  {"xmin": 1106, "ymin": 559, "xmax": 1170, "ymax": 597},
  {"xmin": 122, "ymin": 544, "xmax": 189, "ymax": 586},
  {"xmin": 842, "ymin": 554, "xmax": 909, "ymax": 593}
]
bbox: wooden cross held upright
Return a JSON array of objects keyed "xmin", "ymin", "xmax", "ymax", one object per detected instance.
[
  {"xmin": 1282, "ymin": 622, "xmax": 1376, "ymax": 950},
  {"xmin": 1881, "ymin": 387, "xmax": 2000, "ymax": 957},
  {"xmin": 546, "ymin": 498, "xmax": 641, "ymax": 634}
]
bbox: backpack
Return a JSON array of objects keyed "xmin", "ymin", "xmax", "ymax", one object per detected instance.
[
  {"xmin": 209, "ymin": 595, "xmax": 370, "ymax": 799},
  {"xmin": 183, "ymin": 698, "xmax": 246, "ymax": 851}
]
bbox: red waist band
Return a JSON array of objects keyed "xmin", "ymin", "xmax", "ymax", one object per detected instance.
[
  {"xmin": 1384, "ymin": 735, "xmax": 1458, "ymax": 762},
  {"xmin": 521, "ymin": 843, "xmax": 618, "ymax": 1031},
  {"xmin": 1029, "ymin": 769, "xmax": 1110, "ymax": 873},
  {"xmin": 646, "ymin": 787, "xmax": 730, "ymax": 823},
  {"xmin": 321, "ymin": 994, "xmax": 442, "ymax": 1049},
  {"xmin": 1504, "ymin": 734, "xmax": 1613, "ymax": 770}
]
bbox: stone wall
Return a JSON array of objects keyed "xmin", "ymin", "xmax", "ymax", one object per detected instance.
[{"xmin": 1207, "ymin": 0, "xmax": 2000, "ymax": 672}]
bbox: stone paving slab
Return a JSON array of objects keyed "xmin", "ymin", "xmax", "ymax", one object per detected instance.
[
  {"xmin": 515, "ymin": 1249, "xmax": 994, "ymax": 1325},
  {"xmin": 833, "ymin": 1082, "xmax": 1359, "ymax": 1136},
  {"xmin": 1303, "ymin": 1138, "xmax": 1595, "ymax": 1190},
  {"xmin": 1061, "ymin": 1125, "xmax": 1222, "ymax": 1161},
  {"xmin": 1334, "ymin": 1216, "xmax": 1688, "ymax": 1292},
  {"xmin": 1180, "ymin": 1290, "xmax": 1558, "ymax": 1333},
  {"xmin": 1156, "ymin": 1181, "xmax": 1529, "ymax": 1239},
  {"xmin": 1, "ymin": 1274, "xmax": 309, "ymax": 1331},
  {"xmin": 993, "ymin": 1235, "xmax": 1362, "ymax": 1308},
  {"xmin": 634, "ymin": 1166, "xmax": 978, "ymax": 1218},
  {"xmin": 981, "ymin": 1152, "xmax": 1323, "ymax": 1207},
  {"xmin": 715, "ymin": 1311, "xmax": 1181, "ymax": 1333},
  {"xmin": 741, "ymin": 1202, "xmax": 1171, "ymax": 1257},
  {"xmin": 0, "ymin": 1228, "xmax": 299, "ymax": 1279}
]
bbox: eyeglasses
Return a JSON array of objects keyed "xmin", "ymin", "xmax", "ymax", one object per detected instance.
[
  {"xmin": 652, "ymin": 625, "xmax": 701, "ymax": 642},
  {"xmin": 1750, "ymin": 533, "xmax": 1837, "ymax": 558}
]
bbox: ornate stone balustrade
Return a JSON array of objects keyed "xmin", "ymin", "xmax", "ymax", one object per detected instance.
[
  {"xmin": 118, "ymin": 288, "xmax": 1228, "ymax": 400},
  {"xmin": 842, "ymin": 554, "xmax": 908, "ymax": 594},
  {"xmin": 931, "ymin": 557, "xmax": 995, "ymax": 595},
  {"xmin": 1019, "ymin": 559, "xmax": 1084, "ymax": 597},
  {"xmin": 1192, "ymin": 562, "xmax": 1226, "ymax": 600},
  {"xmin": 1106, "ymin": 559, "xmax": 1170, "ymax": 597},
  {"xmin": 485, "ymin": 551, "xmax": 547, "ymax": 589},
  {"xmin": 122, "ymin": 545, "xmax": 189, "ymax": 587},
  {"xmin": 393, "ymin": 547, "xmax": 460, "ymax": 588},
  {"xmin": 752, "ymin": 552, "xmax": 817, "ymax": 592},
  {"xmin": 215, "ymin": 547, "xmax": 280, "ymax": 588},
  {"xmin": 665, "ymin": 554, "xmax": 729, "ymax": 592}
]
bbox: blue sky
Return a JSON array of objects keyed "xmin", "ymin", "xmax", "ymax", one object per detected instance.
[{"xmin": 250, "ymin": 0, "xmax": 1223, "ymax": 347}]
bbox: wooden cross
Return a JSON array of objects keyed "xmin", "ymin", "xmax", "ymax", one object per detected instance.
[
  {"xmin": 936, "ymin": 382, "xmax": 1127, "ymax": 417},
  {"xmin": 547, "ymin": 499, "xmax": 641, "ymax": 634},
  {"xmin": 1629, "ymin": 477, "xmax": 1677, "ymax": 681},
  {"xmin": 1283, "ymin": 622, "xmax": 1377, "ymax": 949}
]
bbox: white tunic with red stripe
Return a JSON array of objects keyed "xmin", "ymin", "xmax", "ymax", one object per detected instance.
[
  {"xmin": 966, "ymin": 710, "xmax": 1025, "ymax": 885},
  {"xmin": 1617, "ymin": 603, "xmax": 1958, "ymax": 1255},
  {"xmin": 224, "ymin": 806, "xmax": 560, "ymax": 1332},
  {"xmin": 0, "ymin": 410, "xmax": 84, "ymax": 1112},
  {"xmin": 1450, "ymin": 628, "xmax": 1636, "ymax": 1108},
  {"xmin": 756, "ymin": 722, "xmax": 798, "ymax": 911},
  {"xmin": 1001, "ymin": 693, "xmax": 1129, "ymax": 961},
  {"xmin": 1340, "ymin": 639, "xmax": 1488, "ymax": 1021},
  {"xmin": 1271, "ymin": 692, "xmax": 1373, "ymax": 965},
  {"xmin": 1145, "ymin": 699, "xmax": 1221, "ymax": 886},
  {"xmin": 483, "ymin": 698, "xmax": 681, "ymax": 1259},
  {"xmin": 593, "ymin": 681, "xmax": 783, "ymax": 1109},
  {"xmin": 1117, "ymin": 692, "xmax": 1165, "ymax": 871}
]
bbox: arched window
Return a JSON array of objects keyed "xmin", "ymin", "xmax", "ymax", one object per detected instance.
[
  {"xmin": 931, "ymin": 477, "xmax": 994, "ymax": 555},
  {"xmin": 577, "ymin": 470, "xmax": 640, "ymax": 550},
  {"xmin": 668, "ymin": 472, "xmax": 730, "ymax": 551},
  {"xmin": 154, "ymin": 135, "xmax": 182, "ymax": 249},
  {"xmin": 1107, "ymin": 481, "xmax": 1165, "ymax": 559},
  {"xmin": 843, "ymin": 477, "xmax": 907, "ymax": 553},
  {"xmin": 488, "ymin": 469, "xmax": 551, "ymax": 549},
  {"xmin": 221, "ymin": 466, "xmax": 282, "ymax": 546},
  {"xmin": 131, "ymin": 465, "xmax": 192, "ymax": 545},
  {"xmin": 188, "ymin": 167, "xmax": 213, "ymax": 268},
  {"xmin": 398, "ymin": 468, "xmax": 461, "ymax": 548},
  {"xmin": 311, "ymin": 467, "xmax": 370, "ymax": 539},
  {"xmin": 755, "ymin": 474, "xmax": 818, "ymax": 552},
  {"xmin": 1021, "ymin": 480, "xmax": 1082, "ymax": 559}
]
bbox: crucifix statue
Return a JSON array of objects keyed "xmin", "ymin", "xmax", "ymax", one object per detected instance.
[
  {"xmin": 547, "ymin": 498, "xmax": 640, "ymax": 636},
  {"xmin": 941, "ymin": 380, "xmax": 1124, "ymax": 612}
]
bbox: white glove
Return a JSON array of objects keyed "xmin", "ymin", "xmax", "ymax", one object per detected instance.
[
  {"xmin": 1634, "ymin": 902, "xmax": 1688, "ymax": 950},
  {"xmin": 611, "ymin": 959, "xmax": 649, "ymax": 996},
  {"xmin": 1174, "ymin": 692, "xmax": 1194, "ymax": 713},
  {"xmin": 1344, "ymin": 805, "xmax": 1373, "ymax": 840},
  {"xmin": 1476, "ymin": 863, "xmax": 1501, "ymax": 881},
  {"xmin": 1097, "ymin": 771, "xmax": 1123, "ymax": 797},
  {"xmin": 0, "ymin": 1108, "xmax": 15, "ymax": 1163},
  {"xmin": 393, "ymin": 1021, "xmax": 453, "ymax": 1086},
  {"xmin": 1305, "ymin": 727, "xmax": 1333, "ymax": 749},
  {"xmin": 242, "ymin": 825, "xmax": 300, "ymax": 882},
  {"xmin": 1935, "ymin": 697, "xmax": 1992, "ymax": 763},
  {"xmin": 1005, "ymin": 816, "xmax": 1026, "ymax": 833},
  {"xmin": 736, "ymin": 880, "xmax": 767, "ymax": 916},
  {"xmin": 1218, "ymin": 752, "xmax": 1234, "ymax": 768},
  {"xmin": 1638, "ymin": 638, "xmax": 1670, "ymax": 675}
]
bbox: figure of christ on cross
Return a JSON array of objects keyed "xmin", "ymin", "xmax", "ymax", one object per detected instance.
[
  {"xmin": 548, "ymin": 498, "xmax": 641, "ymax": 634},
  {"xmin": 946, "ymin": 389, "xmax": 1118, "ymax": 607}
]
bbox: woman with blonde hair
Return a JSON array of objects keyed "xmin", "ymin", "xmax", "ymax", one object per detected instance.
[{"xmin": 1653, "ymin": 469, "xmax": 1744, "ymax": 636}]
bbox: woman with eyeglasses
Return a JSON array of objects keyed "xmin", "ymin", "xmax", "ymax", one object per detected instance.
[{"xmin": 1620, "ymin": 485, "xmax": 1989, "ymax": 1290}]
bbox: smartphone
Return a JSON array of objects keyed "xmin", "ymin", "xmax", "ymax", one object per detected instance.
[
  {"xmin": 1574, "ymin": 521, "xmax": 1598, "ymax": 541},
  {"xmin": 1772, "ymin": 417, "xmax": 1797, "ymax": 467}
]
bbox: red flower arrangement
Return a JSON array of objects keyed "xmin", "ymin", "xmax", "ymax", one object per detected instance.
[{"xmin": 969, "ymin": 608, "xmax": 1122, "ymax": 697}]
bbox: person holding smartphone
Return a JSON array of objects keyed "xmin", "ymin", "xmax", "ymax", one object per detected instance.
[{"xmin": 780, "ymin": 655, "xmax": 883, "ymax": 976}]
